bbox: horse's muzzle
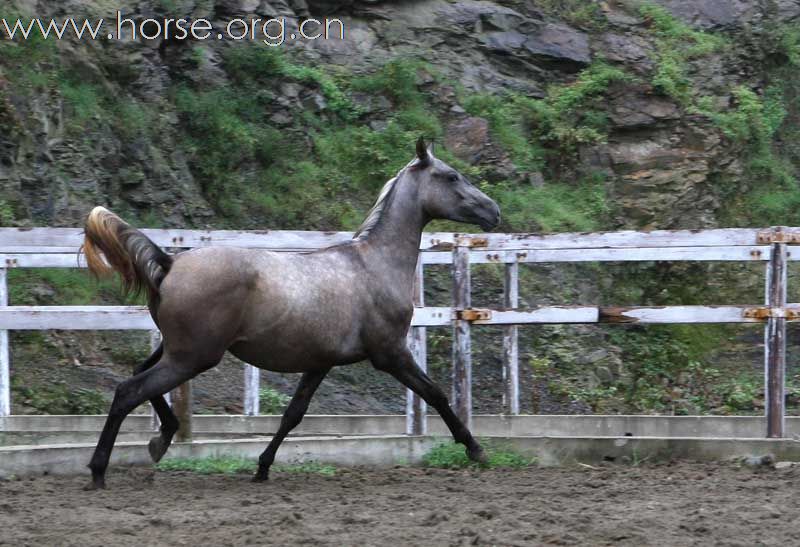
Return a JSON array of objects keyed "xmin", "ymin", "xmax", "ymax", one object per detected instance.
[{"xmin": 478, "ymin": 203, "xmax": 501, "ymax": 231}]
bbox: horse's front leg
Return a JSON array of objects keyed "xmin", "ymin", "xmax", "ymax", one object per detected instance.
[
  {"xmin": 372, "ymin": 348, "xmax": 486, "ymax": 463},
  {"xmin": 253, "ymin": 368, "xmax": 330, "ymax": 482}
]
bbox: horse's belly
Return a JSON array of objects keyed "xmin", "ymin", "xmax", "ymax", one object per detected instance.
[{"xmin": 228, "ymin": 336, "xmax": 366, "ymax": 372}]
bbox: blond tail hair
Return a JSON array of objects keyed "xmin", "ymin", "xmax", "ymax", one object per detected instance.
[{"xmin": 81, "ymin": 206, "xmax": 172, "ymax": 298}]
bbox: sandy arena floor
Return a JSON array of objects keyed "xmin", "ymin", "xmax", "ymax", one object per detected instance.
[{"xmin": 1, "ymin": 461, "xmax": 798, "ymax": 546}]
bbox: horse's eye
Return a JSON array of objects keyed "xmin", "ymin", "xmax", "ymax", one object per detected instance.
[{"xmin": 448, "ymin": 173, "xmax": 459, "ymax": 182}]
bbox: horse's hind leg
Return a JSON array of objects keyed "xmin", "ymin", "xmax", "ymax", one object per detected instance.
[
  {"xmin": 87, "ymin": 355, "xmax": 202, "ymax": 490},
  {"xmin": 132, "ymin": 343, "xmax": 179, "ymax": 463},
  {"xmin": 253, "ymin": 368, "xmax": 330, "ymax": 482},
  {"xmin": 373, "ymin": 349, "xmax": 486, "ymax": 463}
]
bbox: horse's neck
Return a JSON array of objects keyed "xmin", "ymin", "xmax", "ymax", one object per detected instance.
[{"xmin": 359, "ymin": 180, "xmax": 426, "ymax": 293}]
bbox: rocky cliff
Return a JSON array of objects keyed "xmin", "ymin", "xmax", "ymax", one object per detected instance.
[{"xmin": 1, "ymin": 0, "xmax": 799, "ymax": 415}]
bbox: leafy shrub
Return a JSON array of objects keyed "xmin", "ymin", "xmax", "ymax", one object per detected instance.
[
  {"xmin": 639, "ymin": 3, "xmax": 725, "ymax": 104},
  {"xmin": 223, "ymin": 46, "xmax": 355, "ymax": 118},
  {"xmin": 259, "ymin": 386, "xmax": 291, "ymax": 414},
  {"xmin": 351, "ymin": 57, "xmax": 430, "ymax": 108},
  {"xmin": 465, "ymin": 61, "xmax": 631, "ymax": 169},
  {"xmin": 695, "ymin": 84, "xmax": 798, "ymax": 224},
  {"xmin": 463, "ymin": 93, "xmax": 546, "ymax": 173},
  {"xmin": 697, "ymin": 86, "xmax": 786, "ymax": 149}
]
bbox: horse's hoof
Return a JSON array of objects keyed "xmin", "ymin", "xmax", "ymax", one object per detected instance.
[
  {"xmin": 467, "ymin": 446, "xmax": 488, "ymax": 465},
  {"xmin": 148, "ymin": 436, "xmax": 169, "ymax": 463},
  {"xmin": 83, "ymin": 479, "xmax": 106, "ymax": 491},
  {"xmin": 251, "ymin": 470, "xmax": 270, "ymax": 483}
]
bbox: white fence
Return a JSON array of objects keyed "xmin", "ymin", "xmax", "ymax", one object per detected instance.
[{"xmin": 0, "ymin": 226, "xmax": 798, "ymax": 438}]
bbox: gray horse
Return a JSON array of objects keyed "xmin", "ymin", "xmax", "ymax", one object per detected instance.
[{"xmin": 82, "ymin": 137, "xmax": 500, "ymax": 489}]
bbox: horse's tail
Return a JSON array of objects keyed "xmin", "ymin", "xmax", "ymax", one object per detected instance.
[{"xmin": 81, "ymin": 206, "xmax": 173, "ymax": 299}]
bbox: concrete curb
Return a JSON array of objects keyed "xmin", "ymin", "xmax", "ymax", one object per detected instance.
[
  {"xmin": 3, "ymin": 435, "xmax": 800, "ymax": 478},
  {"xmin": 3, "ymin": 414, "xmax": 798, "ymax": 438},
  {"xmin": 502, "ymin": 436, "xmax": 800, "ymax": 466},
  {"xmin": 0, "ymin": 435, "xmax": 440, "ymax": 478}
]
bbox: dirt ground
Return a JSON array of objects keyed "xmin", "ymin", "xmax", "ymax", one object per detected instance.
[{"xmin": 1, "ymin": 461, "xmax": 799, "ymax": 546}]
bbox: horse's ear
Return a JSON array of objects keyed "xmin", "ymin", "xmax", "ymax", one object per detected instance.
[{"xmin": 416, "ymin": 136, "xmax": 430, "ymax": 167}]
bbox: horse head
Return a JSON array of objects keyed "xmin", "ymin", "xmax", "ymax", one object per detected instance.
[{"xmin": 411, "ymin": 137, "xmax": 500, "ymax": 231}]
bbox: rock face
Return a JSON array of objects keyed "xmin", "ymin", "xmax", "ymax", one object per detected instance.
[
  {"xmin": 445, "ymin": 117, "xmax": 491, "ymax": 164},
  {"xmin": 0, "ymin": 0, "xmax": 794, "ymax": 233},
  {"xmin": 657, "ymin": 0, "xmax": 760, "ymax": 29},
  {"xmin": 2, "ymin": 0, "xmax": 798, "ymax": 415},
  {"xmin": 522, "ymin": 23, "xmax": 591, "ymax": 67}
]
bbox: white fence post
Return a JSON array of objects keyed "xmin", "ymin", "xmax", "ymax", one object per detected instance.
[
  {"xmin": 502, "ymin": 262, "xmax": 520, "ymax": 415},
  {"xmin": 452, "ymin": 238, "xmax": 472, "ymax": 429},
  {"xmin": 0, "ymin": 268, "xmax": 9, "ymax": 416},
  {"xmin": 406, "ymin": 258, "xmax": 427, "ymax": 435},
  {"xmin": 244, "ymin": 365, "xmax": 260, "ymax": 416},
  {"xmin": 765, "ymin": 240, "xmax": 788, "ymax": 438}
]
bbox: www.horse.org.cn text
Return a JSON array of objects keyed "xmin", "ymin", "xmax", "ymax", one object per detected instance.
[{"xmin": 0, "ymin": 13, "xmax": 345, "ymax": 47}]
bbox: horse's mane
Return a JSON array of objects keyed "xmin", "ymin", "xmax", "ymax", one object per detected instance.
[
  {"xmin": 352, "ymin": 175, "xmax": 399, "ymax": 240},
  {"xmin": 353, "ymin": 156, "xmax": 429, "ymax": 240}
]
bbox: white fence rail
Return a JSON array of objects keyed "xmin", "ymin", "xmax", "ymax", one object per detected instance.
[{"xmin": 0, "ymin": 226, "xmax": 797, "ymax": 438}]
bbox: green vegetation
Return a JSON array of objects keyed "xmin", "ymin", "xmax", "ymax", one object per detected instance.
[
  {"xmin": 7, "ymin": 268, "xmax": 138, "ymax": 305},
  {"xmin": 174, "ymin": 52, "xmax": 447, "ymax": 228},
  {"xmin": 639, "ymin": 3, "xmax": 726, "ymax": 104},
  {"xmin": 174, "ymin": 86, "xmax": 286, "ymax": 216},
  {"xmin": 61, "ymin": 81, "xmax": 101, "ymax": 124},
  {"xmin": 0, "ymin": 199, "xmax": 15, "ymax": 224},
  {"xmin": 155, "ymin": 456, "xmax": 336, "ymax": 476},
  {"xmin": 14, "ymin": 381, "xmax": 107, "ymax": 414},
  {"xmin": 697, "ymin": 86, "xmax": 786, "ymax": 147},
  {"xmin": 694, "ymin": 85, "xmax": 798, "ymax": 224},
  {"xmin": 529, "ymin": 322, "xmax": 767, "ymax": 416},
  {"xmin": 421, "ymin": 441, "xmax": 534, "ymax": 470},
  {"xmin": 462, "ymin": 61, "xmax": 626, "ymax": 231},
  {"xmin": 224, "ymin": 46, "xmax": 356, "ymax": 118},
  {"xmin": 173, "ymin": 49, "xmax": 622, "ymax": 233},
  {"xmin": 465, "ymin": 61, "xmax": 631, "ymax": 168},
  {"xmin": 0, "ymin": 26, "xmax": 59, "ymax": 93},
  {"xmin": 694, "ymin": 45, "xmax": 799, "ymax": 225},
  {"xmin": 259, "ymin": 386, "xmax": 291, "ymax": 414},
  {"xmin": 633, "ymin": 5, "xmax": 799, "ymax": 227},
  {"xmin": 533, "ymin": 61, "xmax": 633, "ymax": 148},
  {"xmin": 493, "ymin": 174, "xmax": 609, "ymax": 232}
]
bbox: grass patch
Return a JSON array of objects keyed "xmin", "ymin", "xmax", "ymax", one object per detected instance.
[
  {"xmin": 7, "ymin": 268, "xmax": 139, "ymax": 305},
  {"xmin": 494, "ymin": 173, "xmax": 610, "ymax": 232},
  {"xmin": 421, "ymin": 441, "xmax": 535, "ymax": 470},
  {"xmin": 464, "ymin": 61, "xmax": 632, "ymax": 174},
  {"xmin": 639, "ymin": 2, "xmax": 726, "ymax": 105},
  {"xmin": 223, "ymin": 46, "xmax": 356, "ymax": 119},
  {"xmin": 14, "ymin": 382, "xmax": 107, "ymax": 414},
  {"xmin": 259, "ymin": 386, "xmax": 291, "ymax": 414},
  {"xmin": 155, "ymin": 456, "xmax": 336, "ymax": 476},
  {"xmin": 696, "ymin": 86, "xmax": 786, "ymax": 148}
]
